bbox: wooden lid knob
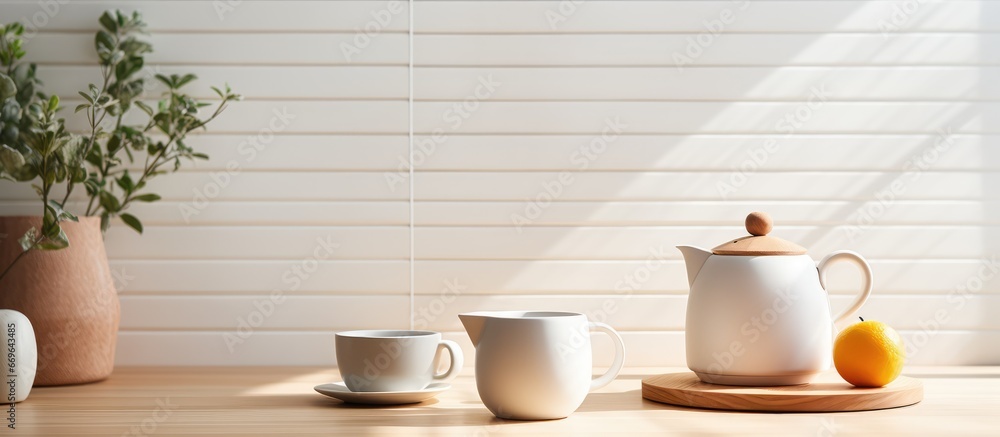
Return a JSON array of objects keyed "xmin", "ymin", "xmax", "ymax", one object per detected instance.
[
  {"xmin": 713, "ymin": 212, "xmax": 806, "ymax": 256},
  {"xmin": 745, "ymin": 212, "xmax": 772, "ymax": 236}
]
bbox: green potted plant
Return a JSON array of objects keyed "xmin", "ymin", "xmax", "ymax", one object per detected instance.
[{"xmin": 0, "ymin": 11, "xmax": 240, "ymax": 385}]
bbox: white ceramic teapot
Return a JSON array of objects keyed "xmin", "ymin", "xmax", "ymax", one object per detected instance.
[{"xmin": 678, "ymin": 212, "xmax": 873, "ymax": 386}]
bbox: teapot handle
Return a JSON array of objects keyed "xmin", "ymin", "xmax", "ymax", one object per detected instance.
[
  {"xmin": 818, "ymin": 250, "xmax": 873, "ymax": 326},
  {"xmin": 588, "ymin": 322, "xmax": 625, "ymax": 391}
]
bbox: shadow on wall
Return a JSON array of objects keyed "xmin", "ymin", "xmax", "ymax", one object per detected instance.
[{"xmin": 412, "ymin": 1, "xmax": 1000, "ymax": 365}]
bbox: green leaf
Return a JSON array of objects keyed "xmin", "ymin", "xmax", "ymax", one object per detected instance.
[
  {"xmin": 18, "ymin": 227, "xmax": 37, "ymax": 251},
  {"xmin": 134, "ymin": 101, "xmax": 153, "ymax": 116},
  {"xmin": 95, "ymin": 30, "xmax": 116, "ymax": 53},
  {"xmin": 84, "ymin": 177, "xmax": 100, "ymax": 196},
  {"xmin": 120, "ymin": 213, "xmax": 142, "ymax": 234},
  {"xmin": 176, "ymin": 73, "xmax": 197, "ymax": 88},
  {"xmin": 57, "ymin": 135, "xmax": 83, "ymax": 166},
  {"xmin": 78, "ymin": 91, "xmax": 95, "ymax": 104},
  {"xmin": 154, "ymin": 74, "xmax": 172, "ymax": 88},
  {"xmin": 106, "ymin": 134, "xmax": 122, "ymax": 154},
  {"xmin": 0, "ymin": 144, "xmax": 25, "ymax": 174},
  {"xmin": 116, "ymin": 170, "xmax": 134, "ymax": 193},
  {"xmin": 115, "ymin": 56, "xmax": 144, "ymax": 80},
  {"xmin": 72, "ymin": 166, "xmax": 86, "ymax": 183},
  {"xmin": 131, "ymin": 193, "xmax": 160, "ymax": 203},
  {"xmin": 100, "ymin": 98, "xmax": 119, "ymax": 109},
  {"xmin": 7, "ymin": 23, "xmax": 25, "ymax": 36},
  {"xmin": 99, "ymin": 190, "xmax": 121, "ymax": 212},
  {"xmin": 0, "ymin": 73, "xmax": 15, "ymax": 100},
  {"xmin": 110, "ymin": 50, "xmax": 125, "ymax": 65},
  {"xmin": 1, "ymin": 99, "xmax": 19, "ymax": 121},
  {"xmin": 99, "ymin": 11, "xmax": 118, "ymax": 32},
  {"xmin": 35, "ymin": 227, "xmax": 69, "ymax": 251},
  {"xmin": 47, "ymin": 200, "xmax": 78, "ymax": 222},
  {"xmin": 85, "ymin": 144, "xmax": 103, "ymax": 167}
]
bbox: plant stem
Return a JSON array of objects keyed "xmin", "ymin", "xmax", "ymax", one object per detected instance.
[
  {"xmin": 190, "ymin": 97, "xmax": 234, "ymax": 131},
  {"xmin": 117, "ymin": 96, "xmax": 233, "ymax": 210},
  {"xmin": 85, "ymin": 156, "xmax": 112, "ymax": 217},
  {"xmin": 2, "ymin": 133, "xmax": 56, "ymax": 286},
  {"xmin": 124, "ymin": 136, "xmax": 174, "ymax": 207},
  {"xmin": 75, "ymin": 29, "xmax": 122, "ymax": 215},
  {"xmin": 68, "ymin": 68, "xmax": 114, "ymax": 210},
  {"xmin": 0, "ymin": 235, "xmax": 42, "ymax": 286},
  {"xmin": 84, "ymin": 189, "xmax": 98, "ymax": 216},
  {"xmin": 117, "ymin": 89, "xmax": 233, "ymax": 210}
]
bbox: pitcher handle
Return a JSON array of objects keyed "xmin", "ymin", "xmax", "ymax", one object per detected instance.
[
  {"xmin": 818, "ymin": 250, "xmax": 873, "ymax": 326},
  {"xmin": 588, "ymin": 322, "xmax": 625, "ymax": 391}
]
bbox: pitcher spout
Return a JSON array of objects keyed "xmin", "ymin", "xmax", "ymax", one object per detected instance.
[
  {"xmin": 677, "ymin": 245, "xmax": 712, "ymax": 288},
  {"xmin": 459, "ymin": 312, "xmax": 488, "ymax": 347}
]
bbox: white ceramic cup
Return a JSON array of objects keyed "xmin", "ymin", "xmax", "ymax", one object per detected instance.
[{"xmin": 336, "ymin": 330, "xmax": 463, "ymax": 392}]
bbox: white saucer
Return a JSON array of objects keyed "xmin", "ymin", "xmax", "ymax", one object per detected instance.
[{"xmin": 313, "ymin": 382, "xmax": 450, "ymax": 405}]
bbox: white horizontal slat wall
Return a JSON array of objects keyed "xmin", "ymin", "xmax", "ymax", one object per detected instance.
[
  {"xmin": 411, "ymin": 0, "xmax": 1000, "ymax": 368},
  {"xmin": 0, "ymin": 0, "xmax": 997, "ymax": 368},
  {"xmin": 0, "ymin": 0, "xmax": 413, "ymax": 366}
]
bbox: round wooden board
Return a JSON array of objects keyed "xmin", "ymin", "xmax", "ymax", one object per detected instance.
[{"xmin": 642, "ymin": 372, "xmax": 923, "ymax": 413}]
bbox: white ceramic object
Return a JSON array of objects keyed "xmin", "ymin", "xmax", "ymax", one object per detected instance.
[
  {"xmin": 335, "ymin": 330, "xmax": 462, "ymax": 392},
  {"xmin": 678, "ymin": 215, "xmax": 873, "ymax": 386},
  {"xmin": 0, "ymin": 309, "xmax": 37, "ymax": 403},
  {"xmin": 313, "ymin": 382, "xmax": 449, "ymax": 405},
  {"xmin": 459, "ymin": 311, "xmax": 625, "ymax": 420}
]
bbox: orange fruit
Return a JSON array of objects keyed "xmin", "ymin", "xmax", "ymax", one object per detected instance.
[{"xmin": 833, "ymin": 319, "xmax": 906, "ymax": 387}]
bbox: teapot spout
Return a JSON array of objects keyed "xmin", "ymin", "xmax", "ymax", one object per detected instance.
[
  {"xmin": 458, "ymin": 312, "xmax": 488, "ymax": 347},
  {"xmin": 677, "ymin": 245, "xmax": 712, "ymax": 288}
]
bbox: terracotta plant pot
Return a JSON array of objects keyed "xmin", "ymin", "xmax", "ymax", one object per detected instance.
[{"xmin": 0, "ymin": 216, "xmax": 120, "ymax": 386}]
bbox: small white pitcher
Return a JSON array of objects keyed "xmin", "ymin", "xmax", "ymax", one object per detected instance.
[{"xmin": 459, "ymin": 311, "xmax": 625, "ymax": 420}]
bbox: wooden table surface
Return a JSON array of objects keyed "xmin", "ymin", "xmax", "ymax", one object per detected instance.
[{"xmin": 12, "ymin": 366, "xmax": 1000, "ymax": 436}]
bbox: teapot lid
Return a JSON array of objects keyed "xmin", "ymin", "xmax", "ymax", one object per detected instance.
[{"xmin": 712, "ymin": 212, "xmax": 807, "ymax": 256}]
